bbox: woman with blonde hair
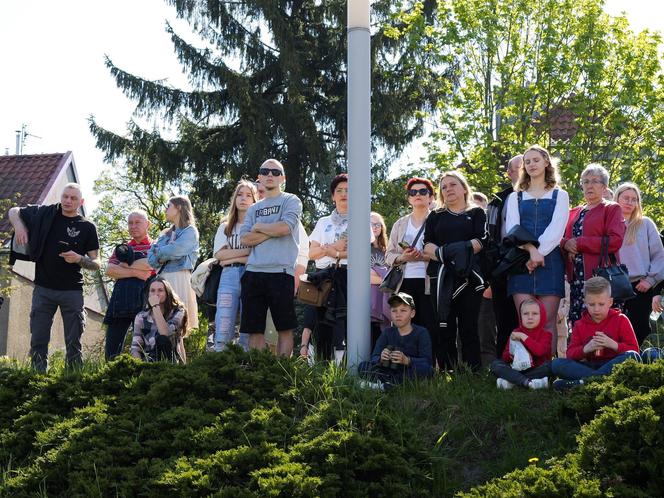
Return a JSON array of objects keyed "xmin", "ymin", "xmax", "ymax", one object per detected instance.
[
  {"xmin": 423, "ymin": 171, "xmax": 487, "ymax": 370},
  {"xmin": 148, "ymin": 195, "xmax": 200, "ymax": 341},
  {"xmin": 131, "ymin": 276, "xmax": 188, "ymax": 362},
  {"xmin": 614, "ymin": 182, "xmax": 664, "ymax": 343},
  {"xmin": 504, "ymin": 145, "xmax": 569, "ymax": 354},
  {"xmin": 213, "ymin": 180, "xmax": 258, "ymax": 351}
]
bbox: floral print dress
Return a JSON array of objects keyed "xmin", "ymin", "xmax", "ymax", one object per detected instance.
[{"xmin": 569, "ymin": 209, "xmax": 588, "ymax": 324}]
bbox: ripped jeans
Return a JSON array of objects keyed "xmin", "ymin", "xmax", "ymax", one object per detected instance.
[{"xmin": 214, "ymin": 265, "xmax": 245, "ymax": 352}]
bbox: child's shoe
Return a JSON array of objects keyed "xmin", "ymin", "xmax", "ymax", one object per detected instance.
[
  {"xmin": 359, "ymin": 379, "xmax": 384, "ymax": 391},
  {"xmin": 496, "ymin": 378, "xmax": 515, "ymax": 390},
  {"xmin": 528, "ymin": 377, "xmax": 549, "ymax": 390},
  {"xmin": 553, "ymin": 378, "xmax": 584, "ymax": 392}
]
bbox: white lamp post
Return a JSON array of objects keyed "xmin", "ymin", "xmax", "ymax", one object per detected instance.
[{"xmin": 346, "ymin": 0, "xmax": 371, "ymax": 370}]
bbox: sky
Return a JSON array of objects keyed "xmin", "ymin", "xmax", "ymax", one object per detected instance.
[{"xmin": 1, "ymin": 0, "xmax": 662, "ymax": 211}]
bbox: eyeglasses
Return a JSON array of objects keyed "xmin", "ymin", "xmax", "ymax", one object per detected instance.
[
  {"xmin": 371, "ymin": 222, "xmax": 383, "ymax": 228},
  {"xmin": 259, "ymin": 168, "xmax": 283, "ymax": 177},
  {"xmin": 619, "ymin": 197, "xmax": 639, "ymax": 205},
  {"xmin": 408, "ymin": 188, "xmax": 430, "ymax": 197},
  {"xmin": 580, "ymin": 179, "xmax": 604, "ymax": 187}
]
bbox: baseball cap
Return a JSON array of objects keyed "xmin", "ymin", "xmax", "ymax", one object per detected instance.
[{"xmin": 388, "ymin": 292, "xmax": 416, "ymax": 309}]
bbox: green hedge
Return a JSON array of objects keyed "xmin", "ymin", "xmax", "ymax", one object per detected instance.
[{"xmin": 0, "ymin": 350, "xmax": 433, "ymax": 497}]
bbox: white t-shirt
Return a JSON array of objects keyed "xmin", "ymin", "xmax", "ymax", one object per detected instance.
[
  {"xmin": 402, "ymin": 218, "xmax": 426, "ymax": 279},
  {"xmin": 309, "ymin": 213, "xmax": 375, "ymax": 269},
  {"xmin": 310, "ymin": 213, "xmax": 349, "ymax": 268},
  {"xmin": 213, "ymin": 222, "xmax": 246, "ymax": 254},
  {"xmin": 505, "ymin": 189, "xmax": 570, "ymax": 257}
]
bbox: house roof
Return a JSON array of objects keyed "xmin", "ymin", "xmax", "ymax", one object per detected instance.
[
  {"xmin": 0, "ymin": 152, "xmax": 74, "ymax": 235},
  {"xmin": 548, "ymin": 108, "xmax": 578, "ymax": 141}
]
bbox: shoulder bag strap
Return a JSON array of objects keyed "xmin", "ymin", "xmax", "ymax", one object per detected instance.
[
  {"xmin": 410, "ymin": 220, "xmax": 427, "ymax": 248},
  {"xmin": 599, "ymin": 236, "xmax": 609, "ymax": 268}
]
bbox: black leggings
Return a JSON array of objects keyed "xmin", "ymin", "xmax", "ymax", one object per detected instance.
[
  {"xmin": 432, "ymin": 285, "xmax": 482, "ymax": 371},
  {"xmin": 491, "ymin": 276, "xmax": 518, "ymax": 359},
  {"xmin": 490, "ymin": 359, "xmax": 551, "ymax": 387},
  {"xmin": 624, "ymin": 284, "xmax": 654, "ymax": 345}
]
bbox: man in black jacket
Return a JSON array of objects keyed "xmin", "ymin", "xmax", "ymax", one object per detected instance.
[
  {"xmin": 9, "ymin": 183, "xmax": 100, "ymax": 372},
  {"xmin": 485, "ymin": 155, "xmax": 523, "ymax": 358}
]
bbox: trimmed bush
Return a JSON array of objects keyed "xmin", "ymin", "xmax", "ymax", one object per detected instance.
[
  {"xmin": 458, "ymin": 458, "xmax": 602, "ymax": 498},
  {"xmin": 563, "ymin": 361, "xmax": 664, "ymax": 422},
  {"xmin": 577, "ymin": 386, "xmax": 664, "ymax": 497},
  {"xmin": 0, "ymin": 350, "xmax": 433, "ymax": 497}
]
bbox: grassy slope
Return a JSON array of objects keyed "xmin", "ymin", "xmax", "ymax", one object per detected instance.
[
  {"xmin": 0, "ymin": 351, "xmax": 580, "ymax": 497},
  {"xmin": 381, "ymin": 371, "xmax": 579, "ymax": 495}
]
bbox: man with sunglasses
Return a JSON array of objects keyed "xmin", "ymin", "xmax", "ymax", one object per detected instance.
[{"xmin": 240, "ymin": 159, "xmax": 303, "ymax": 356}]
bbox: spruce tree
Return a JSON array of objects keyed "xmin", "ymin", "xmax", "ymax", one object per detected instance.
[{"xmin": 90, "ymin": 0, "xmax": 444, "ymax": 220}]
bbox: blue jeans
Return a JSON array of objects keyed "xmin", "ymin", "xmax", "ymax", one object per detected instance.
[
  {"xmin": 214, "ymin": 265, "xmax": 244, "ymax": 352},
  {"xmin": 551, "ymin": 351, "xmax": 641, "ymax": 380}
]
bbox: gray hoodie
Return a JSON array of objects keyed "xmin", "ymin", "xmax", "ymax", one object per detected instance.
[
  {"xmin": 240, "ymin": 192, "xmax": 302, "ymax": 275},
  {"xmin": 618, "ymin": 216, "xmax": 664, "ymax": 286}
]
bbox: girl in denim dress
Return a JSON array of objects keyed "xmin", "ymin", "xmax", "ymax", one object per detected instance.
[{"xmin": 505, "ymin": 145, "xmax": 569, "ymax": 354}]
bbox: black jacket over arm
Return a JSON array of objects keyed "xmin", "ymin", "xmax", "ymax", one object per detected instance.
[{"xmin": 9, "ymin": 204, "xmax": 60, "ymax": 265}]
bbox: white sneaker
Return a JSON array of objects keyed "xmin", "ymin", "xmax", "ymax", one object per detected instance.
[
  {"xmin": 359, "ymin": 379, "xmax": 384, "ymax": 391},
  {"xmin": 529, "ymin": 377, "xmax": 549, "ymax": 390},
  {"xmin": 496, "ymin": 378, "xmax": 515, "ymax": 390}
]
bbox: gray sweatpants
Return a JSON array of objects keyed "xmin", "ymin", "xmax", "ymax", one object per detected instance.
[{"xmin": 30, "ymin": 285, "xmax": 86, "ymax": 372}]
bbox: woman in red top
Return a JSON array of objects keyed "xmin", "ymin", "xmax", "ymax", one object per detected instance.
[{"xmin": 560, "ymin": 164, "xmax": 625, "ymax": 324}]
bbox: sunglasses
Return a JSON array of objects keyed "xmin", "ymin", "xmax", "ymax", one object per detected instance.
[
  {"xmin": 408, "ymin": 188, "xmax": 430, "ymax": 197},
  {"xmin": 259, "ymin": 168, "xmax": 283, "ymax": 177}
]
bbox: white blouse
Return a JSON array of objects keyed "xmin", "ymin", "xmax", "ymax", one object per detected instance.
[{"xmin": 505, "ymin": 188, "xmax": 569, "ymax": 257}]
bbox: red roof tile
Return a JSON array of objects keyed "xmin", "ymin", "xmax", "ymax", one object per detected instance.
[
  {"xmin": 548, "ymin": 108, "xmax": 578, "ymax": 141},
  {"xmin": 0, "ymin": 152, "xmax": 72, "ymax": 236}
]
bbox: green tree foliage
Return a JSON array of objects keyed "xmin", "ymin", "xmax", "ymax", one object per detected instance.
[
  {"xmin": 90, "ymin": 0, "xmax": 446, "ymax": 220},
  {"xmin": 399, "ymin": 0, "xmax": 664, "ymax": 223},
  {"xmin": 371, "ymin": 165, "xmax": 439, "ymax": 229},
  {"xmin": 90, "ymin": 165, "xmax": 170, "ymax": 263},
  {"xmin": 0, "ymin": 195, "xmax": 21, "ymax": 299}
]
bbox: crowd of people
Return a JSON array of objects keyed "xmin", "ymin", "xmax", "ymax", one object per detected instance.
[{"xmin": 8, "ymin": 149, "xmax": 664, "ymax": 391}]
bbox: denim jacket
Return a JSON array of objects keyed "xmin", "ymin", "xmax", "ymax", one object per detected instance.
[{"xmin": 148, "ymin": 225, "xmax": 199, "ymax": 273}]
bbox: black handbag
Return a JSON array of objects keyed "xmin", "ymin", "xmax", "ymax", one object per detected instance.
[
  {"xmin": 201, "ymin": 263, "xmax": 224, "ymax": 306},
  {"xmin": 201, "ymin": 262, "xmax": 223, "ymax": 306},
  {"xmin": 379, "ymin": 265, "xmax": 404, "ymax": 294},
  {"xmin": 592, "ymin": 236, "xmax": 636, "ymax": 302},
  {"xmin": 379, "ymin": 219, "xmax": 426, "ymax": 294}
]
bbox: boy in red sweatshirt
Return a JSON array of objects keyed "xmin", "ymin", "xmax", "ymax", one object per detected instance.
[
  {"xmin": 551, "ymin": 276, "xmax": 640, "ymax": 391},
  {"xmin": 489, "ymin": 298, "xmax": 551, "ymax": 389}
]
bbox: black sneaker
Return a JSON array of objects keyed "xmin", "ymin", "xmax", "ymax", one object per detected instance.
[{"xmin": 553, "ymin": 379, "xmax": 584, "ymax": 392}]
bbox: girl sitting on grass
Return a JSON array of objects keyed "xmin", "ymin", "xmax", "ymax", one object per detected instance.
[
  {"xmin": 131, "ymin": 277, "xmax": 188, "ymax": 363},
  {"xmin": 490, "ymin": 298, "xmax": 551, "ymax": 389}
]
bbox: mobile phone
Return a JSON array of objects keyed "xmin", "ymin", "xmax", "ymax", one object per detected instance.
[
  {"xmin": 398, "ymin": 241, "xmax": 411, "ymax": 249},
  {"xmin": 57, "ymin": 241, "xmax": 70, "ymax": 252}
]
